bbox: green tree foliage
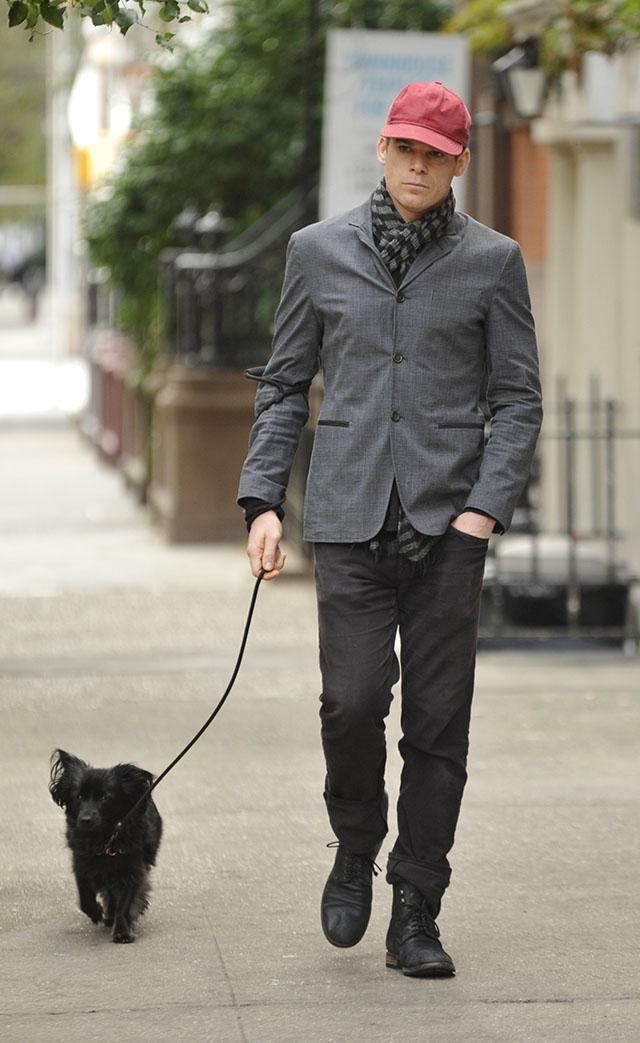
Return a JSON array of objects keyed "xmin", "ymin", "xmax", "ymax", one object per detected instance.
[
  {"xmin": 85, "ymin": 0, "xmax": 453, "ymax": 362},
  {"xmin": 447, "ymin": 0, "xmax": 640, "ymax": 77},
  {"xmin": 5, "ymin": 0, "xmax": 208, "ymax": 50},
  {"xmin": 0, "ymin": 14, "xmax": 46, "ymax": 188}
]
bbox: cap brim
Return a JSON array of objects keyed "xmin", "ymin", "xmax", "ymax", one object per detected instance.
[{"xmin": 379, "ymin": 121, "xmax": 465, "ymax": 156}]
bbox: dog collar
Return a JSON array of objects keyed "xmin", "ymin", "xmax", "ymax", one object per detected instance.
[{"xmin": 97, "ymin": 845, "xmax": 127, "ymax": 857}]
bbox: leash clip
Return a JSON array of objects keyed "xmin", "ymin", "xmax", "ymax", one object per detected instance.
[{"xmin": 104, "ymin": 820, "xmax": 123, "ymax": 855}]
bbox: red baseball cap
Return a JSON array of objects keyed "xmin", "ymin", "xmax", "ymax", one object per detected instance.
[{"xmin": 380, "ymin": 81, "xmax": 472, "ymax": 156}]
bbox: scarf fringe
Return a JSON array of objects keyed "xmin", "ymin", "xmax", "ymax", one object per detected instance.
[{"xmin": 368, "ymin": 537, "xmax": 443, "ymax": 575}]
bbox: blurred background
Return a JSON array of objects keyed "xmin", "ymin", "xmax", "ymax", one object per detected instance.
[
  {"xmin": 2, "ymin": 0, "xmax": 640, "ymax": 637},
  {"xmin": 3, "ymin": 6, "xmax": 640, "ymax": 1037}
]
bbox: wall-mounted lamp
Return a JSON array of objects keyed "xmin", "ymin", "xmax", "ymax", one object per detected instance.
[{"xmin": 491, "ymin": 39, "xmax": 548, "ymax": 119}]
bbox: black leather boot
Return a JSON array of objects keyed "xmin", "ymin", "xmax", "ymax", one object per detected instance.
[
  {"xmin": 321, "ymin": 843, "xmax": 381, "ymax": 948},
  {"xmin": 385, "ymin": 881, "xmax": 455, "ymax": 977}
]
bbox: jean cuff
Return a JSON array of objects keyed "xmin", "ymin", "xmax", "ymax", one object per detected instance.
[{"xmin": 323, "ymin": 784, "xmax": 388, "ymax": 855}]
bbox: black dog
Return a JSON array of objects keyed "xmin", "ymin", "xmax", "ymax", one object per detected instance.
[{"xmin": 49, "ymin": 749, "xmax": 163, "ymax": 943}]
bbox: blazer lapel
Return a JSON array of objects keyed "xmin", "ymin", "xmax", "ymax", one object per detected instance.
[
  {"xmin": 399, "ymin": 213, "xmax": 465, "ymax": 290},
  {"xmin": 347, "ymin": 201, "xmax": 465, "ymax": 292},
  {"xmin": 348, "ymin": 202, "xmax": 396, "ymax": 292}
]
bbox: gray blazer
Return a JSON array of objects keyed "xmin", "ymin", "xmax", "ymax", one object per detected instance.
[{"xmin": 237, "ymin": 199, "xmax": 543, "ymax": 540}]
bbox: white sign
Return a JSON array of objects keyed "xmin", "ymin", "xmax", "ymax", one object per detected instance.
[{"xmin": 320, "ymin": 29, "xmax": 470, "ymax": 220}]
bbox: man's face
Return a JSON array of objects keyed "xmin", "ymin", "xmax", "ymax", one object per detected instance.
[{"xmin": 376, "ymin": 136, "xmax": 470, "ymax": 222}]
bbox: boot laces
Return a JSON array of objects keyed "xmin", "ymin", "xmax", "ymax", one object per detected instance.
[
  {"xmin": 326, "ymin": 841, "xmax": 381, "ymax": 882},
  {"xmin": 406, "ymin": 901, "xmax": 441, "ymax": 943}
]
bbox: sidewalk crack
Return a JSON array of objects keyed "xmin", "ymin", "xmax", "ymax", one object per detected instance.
[{"xmin": 207, "ymin": 915, "xmax": 249, "ymax": 1043}]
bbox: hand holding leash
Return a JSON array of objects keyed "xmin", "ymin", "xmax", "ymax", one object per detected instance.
[{"xmin": 247, "ymin": 510, "xmax": 286, "ymax": 580}]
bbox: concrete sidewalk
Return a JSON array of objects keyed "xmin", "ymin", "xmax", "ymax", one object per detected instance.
[{"xmin": 1, "ymin": 336, "xmax": 639, "ymax": 1041}]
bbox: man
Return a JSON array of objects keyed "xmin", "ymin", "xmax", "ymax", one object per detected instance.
[{"xmin": 237, "ymin": 81, "xmax": 542, "ymax": 977}]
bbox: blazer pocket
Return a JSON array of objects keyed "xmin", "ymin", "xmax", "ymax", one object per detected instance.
[
  {"xmin": 317, "ymin": 419, "xmax": 350, "ymax": 428},
  {"xmin": 437, "ymin": 421, "xmax": 485, "ymax": 429}
]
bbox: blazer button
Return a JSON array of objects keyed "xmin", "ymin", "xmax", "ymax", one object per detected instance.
[
  {"xmin": 391, "ymin": 411, "xmax": 401, "ymax": 422},
  {"xmin": 393, "ymin": 352, "xmax": 404, "ymax": 363},
  {"xmin": 396, "ymin": 292, "xmax": 406, "ymax": 303}
]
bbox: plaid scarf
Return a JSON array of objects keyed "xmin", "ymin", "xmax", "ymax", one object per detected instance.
[
  {"xmin": 371, "ymin": 179, "xmax": 456, "ymax": 280},
  {"xmin": 368, "ymin": 179, "xmax": 456, "ymax": 567}
]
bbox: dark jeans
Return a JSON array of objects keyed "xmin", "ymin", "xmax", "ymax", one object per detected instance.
[{"xmin": 312, "ymin": 527, "xmax": 488, "ymax": 917}]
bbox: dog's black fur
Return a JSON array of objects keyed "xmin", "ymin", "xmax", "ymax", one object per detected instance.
[{"xmin": 49, "ymin": 748, "xmax": 163, "ymax": 943}]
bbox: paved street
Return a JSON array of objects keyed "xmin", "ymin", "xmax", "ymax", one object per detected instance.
[{"xmin": 1, "ymin": 300, "xmax": 639, "ymax": 1042}]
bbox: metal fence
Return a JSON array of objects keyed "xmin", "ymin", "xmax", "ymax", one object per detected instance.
[
  {"xmin": 159, "ymin": 187, "xmax": 318, "ymax": 371},
  {"xmin": 479, "ymin": 382, "xmax": 639, "ymax": 651}
]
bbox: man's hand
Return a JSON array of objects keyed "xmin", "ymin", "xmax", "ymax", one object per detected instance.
[
  {"xmin": 451, "ymin": 510, "xmax": 495, "ymax": 539},
  {"xmin": 247, "ymin": 510, "xmax": 286, "ymax": 580}
]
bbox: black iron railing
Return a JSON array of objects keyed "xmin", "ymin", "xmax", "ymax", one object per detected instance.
[
  {"xmin": 160, "ymin": 186, "xmax": 318, "ymax": 369},
  {"xmin": 480, "ymin": 385, "xmax": 640, "ymax": 651}
]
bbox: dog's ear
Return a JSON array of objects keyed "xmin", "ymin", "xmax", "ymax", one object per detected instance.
[
  {"xmin": 49, "ymin": 749, "xmax": 87, "ymax": 808},
  {"xmin": 117, "ymin": 763, "xmax": 154, "ymax": 802}
]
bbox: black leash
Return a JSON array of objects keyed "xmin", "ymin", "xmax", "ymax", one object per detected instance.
[{"xmin": 105, "ymin": 567, "xmax": 266, "ymax": 853}]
